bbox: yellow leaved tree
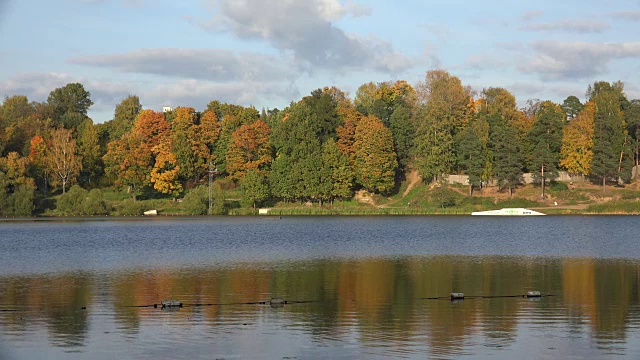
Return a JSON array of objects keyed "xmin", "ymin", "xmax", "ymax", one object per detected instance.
[{"xmin": 560, "ymin": 102, "xmax": 595, "ymax": 178}]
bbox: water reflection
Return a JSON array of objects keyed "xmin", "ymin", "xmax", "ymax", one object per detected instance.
[{"xmin": 1, "ymin": 256, "xmax": 640, "ymax": 358}]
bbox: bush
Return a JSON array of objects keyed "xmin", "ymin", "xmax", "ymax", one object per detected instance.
[
  {"xmin": 182, "ymin": 186, "xmax": 208, "ymax": 215},
  {"xmin": 550, "ymin": 181, "xmax": 568, "ymax": 191},
  {"xmin": 57, "ymin": 185, "xmax": 88, "ymax": 215},
  {"xmin": 182, "ymin": 183, "xmax": 226, "ymax": 215},
  {"xmin": 83, "ymin": 189, "xmax": 109, "ymax": 215},
  {"xmin": 429, "ymin": 186, "xmax": 458, "ymax": 208},
  {"xmin": 115, "ymin": 199, "xmax": 146, "ymax": 216},
  {"xmin": 11, "ymin": 184, "xmax": 36, "ymax": 216}
]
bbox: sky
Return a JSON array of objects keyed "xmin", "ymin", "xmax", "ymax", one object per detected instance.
[{"xmin": 1, "ymin": 0, "xmax": 640, "ymax": 123}]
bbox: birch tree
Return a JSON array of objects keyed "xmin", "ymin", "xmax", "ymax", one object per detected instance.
[{"xmin": 46, "ymin": 127, "xmax": 81, "ymax": 193}]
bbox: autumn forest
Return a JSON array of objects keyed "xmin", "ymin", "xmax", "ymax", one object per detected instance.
[{"xmin": 0, "ymin": 70, "xmax": 639, "ymax": 216}]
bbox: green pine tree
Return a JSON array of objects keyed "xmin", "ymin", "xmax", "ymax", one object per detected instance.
[{"xmin": 528, "ymin": 101, "xmax": 564, "ymax": 199}]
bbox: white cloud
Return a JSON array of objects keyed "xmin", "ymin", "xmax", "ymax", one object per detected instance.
[
  {"xmin": 459, "ymin": 54, "xmax": 507, "ymax": 71},
  {"xmin": 69, "ymin": 48, "xmax": 292, "ymax": 82},
  {"xmin": 520, "ymin": 20, "xmax": 609, "ymax": 33},
  {"xmin": 609, "ymin": 11, "xmax": 640, "ymax": 21},
  {"xmin": 520, "ymin": 41, "xmax": 640, "ymax": 80},
  {"xmin": 196, "ymin": 0, "xmax": 413, "ymax": 74},
  {"xmin": 72, "ymin": 0, "xmax": 145, "ymax": 7},
  {"xmin": 520, "ymin": 10, "xmax": 544, "ymax": 22}
]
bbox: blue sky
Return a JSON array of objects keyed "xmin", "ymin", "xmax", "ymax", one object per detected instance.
[{"xmin": 1, "ymin": 0, "xmax": 640, "ymax": 122}]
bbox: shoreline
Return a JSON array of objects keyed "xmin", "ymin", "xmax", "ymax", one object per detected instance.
[{"xmin": 1, "ymin": 209, "xmax": 639, "ymax": 220}]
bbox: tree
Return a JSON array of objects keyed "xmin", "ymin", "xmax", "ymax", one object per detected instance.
[
  {"xmin": 299, "ymin": 149, "xmax": 327, "ymax": 203},
  {"xmin": 0, "ymin": 95, "xmax": 34, "ymax": 126},
  {"xmin": 150, "ymin": 140, "xmax": 182, "ymax": 197},
  {"xmin": 213, "ymin": 114, "xmax": 242, "ymax": 175},
  {"xmin": 587, "ymin": 81, "xmax": 625, "ymax": 101},
  {"xmin": 417, "ymin": 70, "xmax": 472, "ymax": 128},
  {"xmin": 304, "ymin": 89, "xmax": 341, "ymax": 142},
  {"xmin": 562, "ymin": 96, "xmax": 584, "ymax": 120},
  {"xmin": 414, "ymin": 70, "xmax": 472, "ymax": 181},
  {"xmin": 269, "ymin": 101, "xmax": 323, "ymax": 202},
  {"xmin": 170, "ymin": 107, "xmax": 200, "ymax": 183},
  {"xmin": 336, "ymin": 106, "xmax": 361, "ymax": 165},
  {"xmin": 528, "ymin": 101, "xmax": 564, "ymax": 199},
  {"xmin": 458, "ymin": 125, "xmax": 485, "ymax": 196},
  {"xmin": 170, "ymin": 109, "xmax": 221, "ymax": 185},
  {"xmin": 354, "ymin": 115, "xmax": 397, "ymax": 193},
  {"xmin": 198, "ymin": 109, "xmax": 221, "ymax": 163},
  {"xmin": 103, "ymin": 133, "xmax": 151, "ymax": 200},
  {"xmin": 322, "ymin": 139, "xmax": 354, "ymax": 202},
  {"xmin": 226, "ymin": 120, "xmax": 272, "ymax": 180},
  {"xmin": 478, "ymin": 87, "xmax": 522, "ymax": 127},
  {"xmin": 354, "ymin": 82, "xmax": 377, "ymax": 115},
  {"xmin": 492, "ymin": 122, "xmax": 523, "ymax": 197},
  {"xmin": 413, "ymin": 105, "xmax": 455, "ymax": 183},
  {"xmin": 590, "ymin": 83, "xmax": 631, "ymax": 192},
  {"xmin": 133, "ymin": 110, "xmax": 170, "ymax": 151},
  {"xmin": 1, "ymin": 95, "xmax": 38, "ymax": 156},
  {"xmin": 389, "ymin": 104, "xmax": 414, "ymax": 170},
  {"xmin": 241, "ymin": 169, "xmax": 269, "ymax": 208},
  {"xmin": 0, "ymin": 152, "xmax": 36, "ymax": 216},
  {"xmin": 468, "ymin": 111, "xmax": 492, "ymax": 184},
  {"xmin": 560, "ymin": 102, "xmax": 595, "ymax": 178},
  {"xmin": 77, "ymin": 118, "xmax": 102, "ymax": 187},
  {"xmin": 624, "ymin": 100, "xmax": 640, "ymax": 177},
  {"xmin": 47, "ymin": 83, "xmax": 93, "ymax": 128},
  {"xmin": 28, "ymin": 135, "xmax": 49, "ymax": 194},
  {"xmin": 110, "ymin": 95, "xmax": 142, "ymax": 140},
  {"xmin": 269, "ymin": 154, "xmax": 295, "ymax": 202},
  {"xmin": 46, "ymin": 128, "xmax": 82, "ymax": 193}
]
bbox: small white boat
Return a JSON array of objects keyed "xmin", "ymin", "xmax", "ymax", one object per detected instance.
[{"xmin": 471, "ymin": 208, "xmax": 545, "ymax": 216}]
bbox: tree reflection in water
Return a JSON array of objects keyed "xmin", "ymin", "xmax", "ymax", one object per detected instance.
[{"xmin": 1, "ymin": 256, "xmax": 640, "ymax": 358}]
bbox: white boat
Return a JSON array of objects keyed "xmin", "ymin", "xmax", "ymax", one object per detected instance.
[{"xmin": 471, "ymin": 208, "xmax": 545, "ymax": 216}]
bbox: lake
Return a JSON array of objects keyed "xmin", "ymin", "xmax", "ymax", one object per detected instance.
[{"xmin": 1, "ymin": 216, "xmax": 640, "ymax": 359}]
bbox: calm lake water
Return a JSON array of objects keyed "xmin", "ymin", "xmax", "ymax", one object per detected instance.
[{"xmin": 1, "ymin": 216, "xmax": 640, "ymax": 359}]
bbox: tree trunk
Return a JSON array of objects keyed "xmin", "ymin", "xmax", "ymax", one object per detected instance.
[
  {"xmin": 132, "ymin": 185, "xmax": 137, "ymax": 201},
  {"xmin": 633, "ymin": 141, "xmax": 640, "ymax": 179},
  {"xmin": 509, "ymin": 184, "xmax": 513, "ymax": 198},
  {"xmin": 602, "ymin": 176, "xmax": 606, "ymax": 194},
  {"xmin": 62, "ymin": 178, "xmax": 67, "ymax": 194},
  {"xmin": 540, "ymin": 164, "xmax": 545, "ymax": 199},
  {"xmin": 44, "ymin": 171, "xmax": 49, "ymax": 197}
]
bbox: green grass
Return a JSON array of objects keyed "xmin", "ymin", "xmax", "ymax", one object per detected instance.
[
  {"xmin": 618, "ymin": 190, "xmax": 640, "ymax": 200},
  {"xmin": 265, "ymin": 207, "xmax": 471, "ymax": 216},
  {"xmin": 586, "ymin": 201, "xmax": 640, "ymax": 214},
  {"xmin": 495, "ymin": 198, "xmax": 542, "ymax": 208}
]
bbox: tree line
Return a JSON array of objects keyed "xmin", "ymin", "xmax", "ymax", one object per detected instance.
[{"xmin": 0, "ymin": 70, "xmax": 638, "ymax": 214}]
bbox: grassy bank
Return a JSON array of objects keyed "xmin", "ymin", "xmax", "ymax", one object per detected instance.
[{"xmin": 31, "ymin": 176, "xmax": 640, "ymax": 217}]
